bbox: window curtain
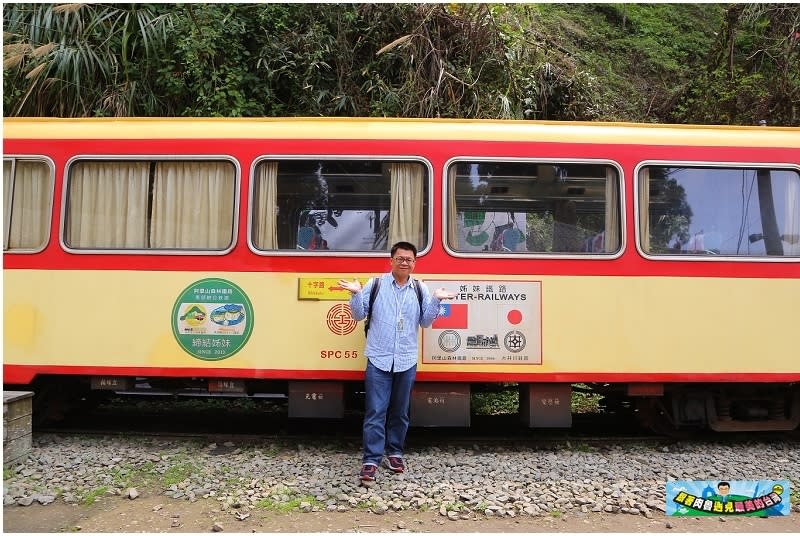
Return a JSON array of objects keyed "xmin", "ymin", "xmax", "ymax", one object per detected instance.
[
  {"xmin": 3, "ymin": 160, "xmax": 13, "ymax": 249},
  {"xmin": 4, "ymin": 160, "xmax": 52, "ymax": 250},
  {"xmin": 67, "ymin": 161, "xmax": 148, "ymax": 248},
  {"xmin": 253, "ymin": 162, "xmax": 278, "ymax": 249},
  {"xmin": 388, "ymin": 162, "xmax": 424, "ymax": 247},
  {"xmin": 151, "ymin": 161, "xmax": 234, "ymax": 249},
  {"xmin": 639, "ymin": 168, "xmax": 650, "ymax": 252},
  {"xmin": 448, "ymin": 166, "xmax": 459, "ymax": 249},
  {"xmin": 785, "ymin": 175, "xmax": 800, "ymax": 256},
  {"xmin": 604, "ymin": 168, "xmax": 620, "ymax": 252}
]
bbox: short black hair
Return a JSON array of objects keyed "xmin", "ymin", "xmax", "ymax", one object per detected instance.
[
  {"xmin": 391, "ymin": 241, "xmax": 417, "ymax": 257},
  {"xmin": 718, "ymin": 482, "xmax": 730, "ymax": 489}
]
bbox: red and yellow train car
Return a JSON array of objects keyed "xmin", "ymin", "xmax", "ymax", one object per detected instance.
[{"xmin": 4, "ymin": 117, "xmax": 799, "ymax": 432}]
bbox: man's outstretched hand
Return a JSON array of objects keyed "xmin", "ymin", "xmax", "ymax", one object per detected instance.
[
  {"xmin": 338, "ymin": 279, "xmax": 362, "ymax": 294},
  {"xmin": 433, "ymin": 288, "xmax": 456, "ymax": 300}
]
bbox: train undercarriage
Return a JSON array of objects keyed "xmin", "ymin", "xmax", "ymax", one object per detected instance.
[{"xmin": 8, "ymin": 375, "xmax": 799, "ymax": 434}]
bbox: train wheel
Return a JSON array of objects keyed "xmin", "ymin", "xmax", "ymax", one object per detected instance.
[
  {"xmin": 31, "ymin": 378, "xmax": 89, "ymax": 427},
  {"xmin": 634, "ymin": 397, "xmax": 691, "ymax": 438}
]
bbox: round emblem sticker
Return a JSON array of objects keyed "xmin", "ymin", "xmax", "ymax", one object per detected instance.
[
  {"xmin": 172, "ymin": 278, "xmax": 254, "ymax": 361},
  {"xmin": 438, "ymin": 330, "xmax": 461, "ymax": 353}
]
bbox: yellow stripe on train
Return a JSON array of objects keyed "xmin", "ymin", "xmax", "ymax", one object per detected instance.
[
  {"xmin": 4, "ymin": 269, "xmax": 798, "ymax": 375},
  {"xmin": 4, "ymin": 117, "xmax": 800, "ymax": 148}
]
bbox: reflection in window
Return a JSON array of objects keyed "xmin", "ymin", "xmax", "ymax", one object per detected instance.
[
  {"xmin": 447, "ymin": 161, "xmax": 621, "ymax": 254},
  {"xmin": 3, "ymin": 158, "xmax": 53, "ymax": 251},
  {"xmin": 252, "ymin": 159, "xmax": 429, "ymax": 252},
  {"xmin": 65, "ymin": 160, "xmax": 235, "ymax": 250},
  {"xmin": 640, "ymin": 166, "xmax": 800, "ymax": 257}
]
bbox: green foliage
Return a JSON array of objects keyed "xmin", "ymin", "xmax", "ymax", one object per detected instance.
[
  {"xmin": 571, "ymin": 387, "xmax": 604, "ymax": 414},
  {"xmin": 471, "ymin": 383, "xmax": 602, "ymax": 415},
  {"xmin": 645, "ymin": 168, "xmax": 694, "ymax": 253},
  {"xmin": 3, "ymin": 3, "xmax": 795, "ymax": 124},
  {"xmin": 161, "ymin": 460, "xmax": 199, "ymax": 486},
  {"xmin": 251, "ymin": 4, "xmax": 361, "ymax": 116},
  {"xmin": 516, "ymin": 3, "xmax": 724, "ymax": 122},
  {"xmin": 154, "ymin": 4, "xmax": 264, "ymax": 116},
  {"xmin": 256, "ymin": 489, "xmax": 321, "ymax": 512},
  {"xmin": 109, "ymin": 461, "xmax": 156, "ymax": 489},
  {"xmin": 3, "ymin": 3, "xmax": 173, "ymax": 116},
  {"xmin": 566, "ymin": 441, "xmax": 598, "ymax": 453},
  {"xmin": 81, "ymin": 486, "xmax": 108, "ymax": 506},
  {"xmin": 472, "ymin": 386, "xmax": 518, "ymax": 415},
  {"xmin": 526, "ymin": 212, "xmax": 556, "ymax": 252},
  {"xmin": 673, "ymin": 4, "xmax": 799, "ymax": 125}
]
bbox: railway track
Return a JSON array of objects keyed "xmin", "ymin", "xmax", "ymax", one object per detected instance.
[{"xmin": 35, "ymin": 395, "xmax": 798, "ymax": 446}]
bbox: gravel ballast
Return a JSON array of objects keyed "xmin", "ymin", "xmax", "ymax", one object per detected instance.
[{"xmin": 4, "ymin": 434, "xmax": 799, "ymax": 520}]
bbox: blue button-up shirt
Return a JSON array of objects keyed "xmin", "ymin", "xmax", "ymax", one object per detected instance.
[{"xmin": 349, "ymin": 273, "xmax": 441, "ymax": 372}]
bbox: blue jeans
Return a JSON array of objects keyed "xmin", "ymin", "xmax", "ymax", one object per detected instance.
[{"xmin": 362, "ymin": 360, "xmax": 416, "ymax": 466}]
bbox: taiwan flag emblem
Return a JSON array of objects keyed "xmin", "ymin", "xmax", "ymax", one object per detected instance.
[{"xmin": 432, "ymin": 303, "xmax": 468, "ymax": 329}]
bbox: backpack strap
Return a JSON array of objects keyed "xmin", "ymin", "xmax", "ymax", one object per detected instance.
[
  {"xmin": 412, "ymin": 278, "xmax": 423, "ymax": 317},
  {"xmin": 364, "ymin": 277, "xmax": 381, "ymax": 335}
]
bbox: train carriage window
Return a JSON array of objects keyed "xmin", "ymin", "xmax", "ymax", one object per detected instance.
[
  {"xmin": 3, "ymin": 158, "xmax": 53, "ymax": 252},
  {"xmin": 446, "ymin": 161, "xmax": 621, "ymax": 254},
  {"xmin": 64, "ymin": 159, "xmax": 235, "ymax": 250},
  {"xmin": 251, "ymin": 159, "xmax": 429, "ymax": 252},
  {"xmin": 639, "ymin": 165, "xmax": 800, "ymax": 257}
]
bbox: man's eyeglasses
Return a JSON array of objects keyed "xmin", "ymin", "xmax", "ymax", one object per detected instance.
[{"xmin": 393, "ymin": 256, "xmax": 416, "ymax": 264}]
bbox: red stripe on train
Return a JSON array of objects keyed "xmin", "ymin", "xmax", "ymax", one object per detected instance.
[
  {"xmin": 4, "ymin": 364, "xmax": 798, "ymax": 386},
  {"xmin": 3, "ymin": 136, "xmax": 798, "ymax": 278}
]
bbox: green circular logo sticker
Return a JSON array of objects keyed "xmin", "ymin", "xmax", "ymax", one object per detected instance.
[{"xmin": 172, "ymin": 278, "xmax": 254, "ymax": 361}]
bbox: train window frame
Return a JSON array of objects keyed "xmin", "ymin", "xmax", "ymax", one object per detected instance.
[
  {"xmin": 634, "ymin": 160, "xmax": 800, "ymax": 262},
  {"xmin": 60, "ymin": 155, "xmax": 241, "ymax": 255},
  {"xmin": 442, "ymin": 157, "xmax": 625, "ymax": 259},
  {"xmin": 3, "ymin": 155, "xmax": 56, "ymax": 254},
  {"xmin": 247, "ymin": 155, "xmax": 434, "ymax": 258}
]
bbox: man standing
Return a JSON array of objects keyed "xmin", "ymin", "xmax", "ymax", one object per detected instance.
[{"xmin": 339, "ymin": 241, "xmax": 455, "ymax": 483}]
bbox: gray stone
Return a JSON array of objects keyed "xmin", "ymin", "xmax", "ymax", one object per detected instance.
[
  {"xmin": 34, "ymin": 494, "xmax": 56, "ymax": 505},
  {"xmin": 1, "ymin": 432, "xmax": 795, "ymax": 528}
]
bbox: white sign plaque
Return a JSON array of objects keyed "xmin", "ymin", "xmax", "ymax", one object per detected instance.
[{"xmin": 422, "ymin": 280, "xmax": 542, "ymax": 365}]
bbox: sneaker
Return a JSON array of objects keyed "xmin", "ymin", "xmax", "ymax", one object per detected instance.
[
  {"xmin": 359, "ymin": 463, "xmax": 377, "ymax": 482},
  {"xmin": 384, "ymin": 456, "xmax": 405, "ymax": 474}
]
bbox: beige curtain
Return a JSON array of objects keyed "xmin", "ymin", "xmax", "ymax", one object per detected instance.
[
  {"xmin": 785, "ymin": 175, "xmax": 800, "ymax": 255},
  {"xmin": 3, "ymin": 160, "xmax": 13, "ymax": 249},
  {"xmin": 253, "ymin": 161, "xmax": 278, "ymax": 249},
  {"xmin": 448, "ymin": 166, "xmax": 459, "ymax": 249},
  {"xmin": 639, "ymin": 168, "xmax": 650, "ymax": 252},
  {"xmin": 67, "ymin": 161, "xmax": 148, "ymax": 248},
  {"xmin": 151, "ymin": 161, "xmax": 235, "ymax": 249},
  {"xmin": 4, "ymin": 160, "xmax": 52, "ymax": 250},
  {"xmin": 388, "ymin": 162, "xmax": 424, "ymax": 246},
  {"xmin": 604, "ymin": 167, "xmax": 620, "ymax": 252}
]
